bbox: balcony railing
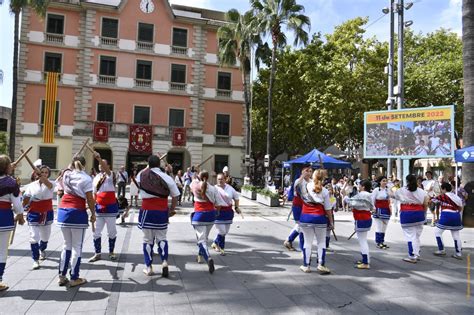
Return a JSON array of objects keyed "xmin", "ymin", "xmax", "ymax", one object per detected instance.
[
  {"xmin": 137, "ymin": 41, "xmax": 154, "ymax": 51},
  {"xmin": 170, "ymin": 82, "xmax": 186, "ymax": 91},
  {"xmin": 45, "ymin": 33, "xmax": 64, "ymax": 44},
  {"xmin": 98, "ymin": 75, "xmax": 117, "ymax": 85},
  {"xmin": 100, "ymin": 36, "xmax": 118, "ymax": 47},
  {"xmin": 42, "ymin": 72, "xmax": 62, "ymax": 82},
  {"xmin": 135, "ymin": 78, "xmax": 152, "ymax": 88},
  {"xmin": 215, "ymin": 135, "xmax": 230, "ymax": 145},
  {"xmin": 216, "ymin": 89, "xmax": 232, "ymax": 98},
  {"xmin": 171, "ymin": 46, "xmax": 188, "ymax": 55},
  {"xmin": 39, "ymin": 124, "xmax": 59, "ymax": 133}
]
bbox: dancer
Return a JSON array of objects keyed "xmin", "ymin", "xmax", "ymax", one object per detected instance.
[
  {"xmin": 299, "ymin": 170, "xmax": 334, "ymax": 274},
  {"xmin": 22, "ymin": 165, "xmax": 55, "ymax": 269},
  {"xmin": 284, "ymin": 166, "xmax": 312, "ymax": 251},
  {"xmin": 345, "ymin": 180, "xmax": 375, "ymax": 269},
  {"xmin": 0, "ymin": 155, "xmax": 24, "ymax": 291},
  {"xmin": 212, "ymin": 173, "xmax": 241, "ymax": 256},
  {"xmin": 191, "ymin": 170, "xmax": 226, "ymax": 273},
  {"xmin": 89, "ymin": 157, "xmax": 119, "ymax": 262},
  {"xmin": 422, "ymin": 171, "xmax": 440, "ymax": 226},
  {"xmin": 325, "ymin": 184, "xmax": 337, "ymax": 253},
  {"xmin": 137, "ymin": 155, "xmax": 179, "ymax": 277},
  {"xmin": 393, "ymin": 174, "xmax": 429, "ymax": 263},
  {"xmin": 432, "ymin": 183, "xmax": 464, "ymax": 259},
  {"xmin": 56, "ymin": 156, "xmax": 96, "ymax": 287},
  {"xmin": 371, "ymin": 176, "xmax": 391, "ymax": 249}
]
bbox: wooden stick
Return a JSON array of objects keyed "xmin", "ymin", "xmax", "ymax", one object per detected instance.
[
  {"xmin": 11, "ymin": 146, "xmax": 33, "ymax": 167},
  {"xmin": 8, "ymin": 222, "xmax": 17, "ymax": 245},
  {"xmin": 20, "ymin": 149, "xmax": 40, "ymax": 174},
  {"xmin": 73, "ymin": 138, "xmax": 90, "ymax": 158},
  {"xmin": 331, "ymin": 228, "xmax": 338, "ymax": 241},
  {"xmin": 198, "ymin": 155, "xmax": 214, "ymax": 168},
  {"xmin": 159, "ymin": 153, "xmax": 168, "ymax": 161},
  {"xmin": 85, "ymin": 143, "xmax": 96, "ymax": 154},
  {"xmin": 347, "ymin": 230, "xmax": 356, "ymax": 240}
]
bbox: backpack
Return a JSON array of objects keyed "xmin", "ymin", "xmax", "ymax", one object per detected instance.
[{"xmin": 139, "ymin": 169, "xmax": 170, "ymax": 198}]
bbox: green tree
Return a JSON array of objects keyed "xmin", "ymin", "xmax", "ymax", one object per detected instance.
[
  {"xmin": 9, "ymin": 0, "xmax": 50, "ymax": 160},
  {"xmin": 0, "ymin": 132, "xmax": 7, "ymax": 155},
  {"xmin": 250, "ymin": 0, "xmax": 310, "ymax": 169}
]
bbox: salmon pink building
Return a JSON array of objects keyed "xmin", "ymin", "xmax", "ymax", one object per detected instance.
[{"xmin": 15, "ymin": 0, "xmax": 246, "ymax": 180}]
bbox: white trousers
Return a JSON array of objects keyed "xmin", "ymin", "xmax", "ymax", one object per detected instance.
[
  {"xmin": 0, "ymin": 231, "xmax": 10, "ymax": 263},
  {"xmin": 300, "ymin": 226, "xmax": 326, "ymax": 266},
  {"xmin": 194, "ymin": 225, "xmax": 213, "ymax": 245},
  {"xmin": 215, "ymin": 223, "xmax": 231, "ymax": 236},
  {"xmin": 357, "ymin": 231, "xmax": 370, "ymax": 263},
  {"xmin": 93, "ymin": 216, "xmax": 117, "ymax": 240},
  {"xmin": 402, "ymin": 225, "xmax": 423, "ymax": 257},
  {"xmin": 29, "ymin": 225, "xmax": 52, "ymax": 244},
  {"xmin": 59, "ymin": 227, "xmax": 85, "ymax": 278},
  {"xmin": 434, "ymin": 227, "xmax": 462, "ymax": 254},
  {"xmin": 142, "ymin": 228, "xmax": 167, "ymax": 244},
  {"xmin": 374, "ymin": 218, "xmax": 388, "ymax": 233}
]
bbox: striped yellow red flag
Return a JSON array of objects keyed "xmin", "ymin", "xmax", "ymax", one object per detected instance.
[{"xmin": 43, "ymin": 72, "xmax": 59, "ymax": 143}]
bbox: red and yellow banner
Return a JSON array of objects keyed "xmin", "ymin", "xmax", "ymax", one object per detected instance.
[
  {"xmin": 43, "ymin": 72, "xmax": 59, "ymax": 143},
  {"xmin": 366, "ymin": 107, "xmax": 452, "ymax": 124}
]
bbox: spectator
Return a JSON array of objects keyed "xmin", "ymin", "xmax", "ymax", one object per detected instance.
[{"xmin": 116, "ymin": 166, "xmax": 128, "ymax": 198}]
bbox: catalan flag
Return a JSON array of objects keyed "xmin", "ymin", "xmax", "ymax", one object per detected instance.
[{"xmin": 43, "ymin": 72, "xmax": 59, "ymax": 143}]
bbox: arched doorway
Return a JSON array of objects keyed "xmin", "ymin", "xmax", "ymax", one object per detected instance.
[
  {"xmin": 167, "ymin": 148, "xmax": 191, "ymax": 175},
  {"xmin": 93, "ymin": 147, "xmax": 113, "ymax": 172}
]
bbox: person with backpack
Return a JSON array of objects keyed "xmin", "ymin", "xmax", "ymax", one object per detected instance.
[
  {"xmin": 116, "ymin": 166, "xmax": 128, "ymax": 198},
  {"xmin": 136, "ymin": 155, "xmax": 180, "ymax": 277}
]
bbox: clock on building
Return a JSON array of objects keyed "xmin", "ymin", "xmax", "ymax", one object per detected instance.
[{"xmin": 140, "ymin": 0, "xmax": 155, "ymax": 14}]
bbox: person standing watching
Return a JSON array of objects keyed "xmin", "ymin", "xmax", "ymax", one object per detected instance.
[
  {"xmin": 116, "ymin": 166, "xmax": 128, "ymax": 199},
  {"xmin": 422, "ymin": 171, "xmax": 440, "ymax": 226}
]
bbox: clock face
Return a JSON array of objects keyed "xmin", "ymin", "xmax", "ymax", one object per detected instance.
[{"xmin": 140, "ymin": 0, "xmax": 155, "ymax": 14}]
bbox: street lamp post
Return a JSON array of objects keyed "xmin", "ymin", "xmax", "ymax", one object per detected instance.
[{"xmin": 386, "ymin": 0, "xmax": 396, "ymax": 179}]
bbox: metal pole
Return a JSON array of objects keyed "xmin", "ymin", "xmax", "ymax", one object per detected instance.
[
  {"xmin": 387, "ymin": 0, "xmax": 395, "ymax": 178},
  {"xmin": 396, "ymin": 0, "xmax": 404, "ymax": 182}
]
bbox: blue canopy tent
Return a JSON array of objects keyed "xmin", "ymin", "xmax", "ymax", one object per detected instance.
[
  {"xmin": 454, "ymin": 146, "xmax": 474, "ymax": 192},
  {"xmin": 285, "ymin": 148, "xmax": 352, "ymax": 169}
]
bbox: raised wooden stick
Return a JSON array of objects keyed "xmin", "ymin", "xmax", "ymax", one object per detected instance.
[
  {"xmin": 198, "ymin": 155, "xmax": 214, "ymax": 168},
  {"xmin": 11, "ymin": 146, "xmax": 33, "ymax": 167},
  {"xmin": 73, "ymin": 138, "xmax": 90, "ymax": 158},
  {"xmin": 20, "ymin": 149, "xmax": 40, "ymax": 174},
  {"xmin": 159, "ymin": 153, "xmax": 168, "ymax": 161}
]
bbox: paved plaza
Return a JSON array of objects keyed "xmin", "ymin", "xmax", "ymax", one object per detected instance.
[{"xmin": 0, "ymin": 197, "xmax": 472, "ymax": 314}]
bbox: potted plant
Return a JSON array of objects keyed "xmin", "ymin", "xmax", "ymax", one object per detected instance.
[
  {"xmin": 241, "ymin": 184, "xmax": 257, "ymax": 200},
  {"xmin": 256, "ymin": 188, "xmax": 280, "ymax": 207}
]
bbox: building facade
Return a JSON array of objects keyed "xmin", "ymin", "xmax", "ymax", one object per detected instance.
[{"xmin": 15, "ymin": 0, "xmax": 247, "ymax": 180}]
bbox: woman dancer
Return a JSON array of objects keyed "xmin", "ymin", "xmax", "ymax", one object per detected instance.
[
  {"xmin": 212, "ymin": 173, "xmax": 241, "ymax": 255},
  {"xmin": 0, "ymin": 155, "xmax": 24, "ymax": 291},
  {"xmin": 432, "ymin": 183, "xmax": 464, "ymax": 259},
  {"xmin": 299, "ymin": 170, "xmax": 334, "ymax": 274},
  {"xmin": 22, "ymin": 165, "xmax": 55, "ymax": 269},
  {"xmin": 190, "ymin": 170, "xmax": 226, "ymax": 273},
  {"xmin": 345, "ymin": 180, "xmax": 375, "ymax": 269},
  {"xmin": 284, "ymin": 166, "xmax": 312, "ymax": 251},
  {"xmin": 393, "ymin": 174, "xmax": 429, "ymax": 263},
  {"xmin": 56, "ymin": 156, "xmax": 96, "ymax": 287},
  {"xmin": 371, "ymin": 176, "xmax": 391, "ymax": 249}
]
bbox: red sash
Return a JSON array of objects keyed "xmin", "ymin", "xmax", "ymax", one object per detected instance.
[
  {"xmin": 293, "ymin": 196, "xmax": 303, "ymax": 207},
  {"xmin": 96, "ymin": 191, "xmax": 117, "ymax": 206},
  {"xmin": 141, "ymin": 198, "xmax": 168, "ymax": 211},
  {"xmin": 220, "ymin": 206, "xmax": 233, "ymax": 212},
  {"xmin": 0, "ymin": 201, "xmax": 11, "ymax": 209},
  {"xmin": 375, "ymin": 199, "xmax": 390, "ymax": 209},
  {"xmin": 60, "ymin": 194, "xmax": 86, "ymax": 210},
  {"xmin": 353, "ymin": 209, "xmax": 372, "ymax": 220},
  {"xmin": 302, "ymin": 203, "xmax": 325, "ymax": 215},
  {"xmin": 195, "ymin": 201, "xmax": 215, "ymax": 212},
  {"xmin": 29, "ymin": 199, "xmax": 53, "ymax": 213},
  {"xmin": 400, "ymin": 204, "xmax": 424, "ymax": 211}
]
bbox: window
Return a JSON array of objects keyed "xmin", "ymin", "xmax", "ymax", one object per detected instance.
[
  {"xmin": 44, "ymin": 53, "xmax": 62, "ymax": 73},
  {"xmin": 39, "ymin": 147, "xmax": 57, "ymax": 169},
  {"xmin": 101, "ymin": 18, "xmax": 118, "ymax": 38},
  {"xmin": 172, "ymin": 28, "xmax": 187, "ymax": 47},
  {"xmin": 171, "ymin": 64, "xmax": 186, "ymax": 83},
  {"xmin": 40, "ymin": 100, "xmax": 59, "ymax": 127},
  {"xmin": 138, "ymin": 23, "xmax": 154, "ymax": 42},
  {"xmin": 214, "ymin": 155, "xmax": 228, "ymax": 174},
  {"xmin": 169, "ymin": 109, "xmax": 184, "ymax": 127},
  {"xmin": 216, "ymin": 114, "xmax": 230, "ymax": 136},
  {"xmin": 100, "ymin": 56, "xmax": 116, "ymax": 76},
  {"xmin": 0, "ymin": 118, "xmax": 7, "ymax": 132},
  {"xmin": 97, "ymin": 103, "xmax": 114, "ymax": 122},
  {"xmin": 134, "ymin": 106, "xmax": 150, "ymax": 124},
  {"xmin": 46, "ymin": 14, "xmax": 64, "ymax": 34},
  {"xmin": 217, "ymin": 72, "xmax": 231, "ymax": 90},
  {"xmin": 136, "ymin": 60, "xmax": 152, "ymax": 80}
]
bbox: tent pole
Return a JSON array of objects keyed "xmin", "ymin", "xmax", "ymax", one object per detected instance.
[{"xmin": 455, "ymin": 162, "xmax": 458, "ymax": 193}]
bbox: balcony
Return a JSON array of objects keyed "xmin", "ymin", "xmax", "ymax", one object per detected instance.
[
  {"xmin": 42, "ymin": 72, "xmax": 62, "ymax": 82},
  {"xmin": 171, "ymin": 46, "xmax": 188, "ymax": 56},
  {"xmin": 135, "ymin": 78, "xmax": 152, "ymax": 88},
  {"xmin": 215, "ymin": 135, "xmax": 230, "ymax": 145},
  {"xmin": 170, "ymin": 82, "xmax": 186, "ymax": 91},
  {"xmin": 137, "ymin": 41, "xmax": 154, "ymax": 51},
  {"xmin": 98, "ymin": 75, "xmax": 117, "ymax": 85},
  {"xmin": 100, "ymin": 36, "xmax": 118, "ymax": 47},
  {"xmin": 216, "ymin": 89, "xmax": 232, "ymax": 98},
  {"xmin": 45, "ymin": 33, "xmax": 64, "ymax": 44}
]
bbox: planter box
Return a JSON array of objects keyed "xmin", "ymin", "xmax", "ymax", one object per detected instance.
[
  {"xmin": 256, "ymin": 193, "xmax": 280, "ymax": 207},
  {"xmin": 241, "ymin": 188, "xmax": 256, "ymax": 200}
]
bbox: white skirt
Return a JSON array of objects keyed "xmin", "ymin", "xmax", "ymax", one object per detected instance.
[{"xmin": 130, "ymin": 182, "xmax": 139, "ymax": 196}]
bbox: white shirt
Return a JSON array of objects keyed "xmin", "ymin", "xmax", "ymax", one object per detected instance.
[
  {"xmin": 23, "ymin": 180, "xmax": 55, "ymax": 201},
  {"xmin": 93, "ymin": 172, "xmax": 116, "ymax": 194},
  {"xmin": 117, "ymin": 170, "xmax": 128, "ymax": 183},
  {"xmin": 294, "ymin": 177, "xmax": 309, "ymax": 198},
  {"xmin": 216, "ymin": 184, "xmax": 239, "ymax": 207},
  {"xmin": 430, "ymin": 137, "xmax": 440, "ymax": 151},
  {"xmin": 346, "ymin": 191, "xmax": 375, "ymax": 211},
  {"xmin": 305, "ymin": 183, "xmax": 332, "ymax": 211},
  {"xmin": 191, "ymin": 181, "xmax": 227, "ymax": 206},
  {"xmin": 422, "ymin": 179, "xmax": 439, "ymax": 197},
  {"xmin": 0, "ymin": 176, "xmax": 23, "ymax": 214},
  {"xmin": 136, "ymin": 167, "xmax": 180, "ymax": 198},
  {"xmin": 394, "ymin": 187, "xmax": 427, "ymax": 204},
  {"xmin": 62, "ymin": 170, "xmax": 93, "ymax": 199},
  {"xmin": 371, "ymin": 187, "xmax": 389, "ymax": 204}
]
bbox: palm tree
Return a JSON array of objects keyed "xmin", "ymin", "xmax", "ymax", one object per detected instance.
[
  {"xmin": 250, "ymin": 0, "xmax": 310, "ymax": 177},
  {"xmin": 462, "ymin": 0, "xmax": 474, "ymax": 227},
  {"xmin": 9, "ymin": 0, "xmax": 49, "ymax": 160}
]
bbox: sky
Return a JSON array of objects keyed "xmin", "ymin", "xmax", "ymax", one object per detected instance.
[{"xmin": 0, "ymin": 0, "xmax": 462, "ymax": 108}]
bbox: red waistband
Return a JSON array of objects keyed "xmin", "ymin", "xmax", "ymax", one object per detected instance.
[
  {"xmin": 400, "ymin": 204, "xmax": 425, "ymax": 211},
  {"xmin": 195, "ymin": 201, "xmax": 215, "ymax": 212},
  {"xmin": 0, "ymin": 201, "xmax": 11, "ymax": 209},
  {"xmin": 96, "ymin": 191, "xmax": 117, "ymax": 206},
  {"xmin": 60, "ymin": 194, "xmax": 86, "ymax": 210},
  {"xmin": 302, "ymin": 203, "xmax": 326, "ymax": 215},
  {"xmin": 353, "ymin": 209, "xmax": 372, "ymax": 220},
  {"xmin": 375, "ymin": 200, "xmax": 390, "ymax": 208},
  {"xmin": 293, "ymin": 196, "xmax": 303, "ymax": 207},
  {"xmin": 220, "ymin": 206, "xmax": 233, "ymax": 211},
  {"xmin": 141, "ymin": 198, "xmax": 168, "ymax": 210},
  {"xmin": 29, "ymin": 199, "xmax": 53, "ymax": 213}
]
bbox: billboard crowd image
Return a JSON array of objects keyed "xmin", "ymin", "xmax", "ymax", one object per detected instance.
[{"xmin": 364, "ymin": 106, "xmax": 454, "ymax": 159}]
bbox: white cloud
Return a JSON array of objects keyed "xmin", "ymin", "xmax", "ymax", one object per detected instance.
[
  {"xmin": 169, "ymin": 0, "xmax": 212, "ymax": 8},
  {"xmin": 440, "ymin": 0, "xmax": 462, "ymax": 34}
]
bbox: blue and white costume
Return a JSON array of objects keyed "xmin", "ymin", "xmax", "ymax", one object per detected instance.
[
  {"xmin": 432, "ymin": 192, "xmax": 463, "ymax": 257},
  {"xmin": 213, "ymin": 184, "xmax": 239, "ymax": 251},
  {"xmin": 286, "ymin": 177, "xmax": 308, "ymax": 250},
  {"xmin": 371, "ymin": 187, "xmax": 391, "ymax": 246}
]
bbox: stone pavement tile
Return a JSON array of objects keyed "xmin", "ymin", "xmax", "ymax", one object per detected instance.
[
  {"xmin": 386, "ymin": 297, "xmax": 449, "ymax": 314},
  {"xmin": 269, "ymin": 305, "xmax": 306, "ymax": 314},
  {"xmin": 67, "ymin": 310, "xmax": 107, "ymax": 315},
  {"xmin": 225, "ymin": 298, "xmax": 269, "ymax": 315},
  {"xmin": 162, "ymin": 303, "xmax": 194, "ymax": 314},
  {"xmin": 436, "ymin": 302, "xmax": 474, "ymax": 315},
  {"xmin": 153, "ymin": 290, "xmax": 190, "ymax": 306},
  {"xmin": 303, "ymin": 283, "xmax": 354, "ymax": 308},
  {"xmin": 115, "ymin": 293, "xmax": 155, "ymax": 314},
  {"xmin": 190, "ymin": 301, "xmax": 231, "ymax": 314},
  {"xmin": 288, "ymin": 294, "xmax": 338, "ymax": 315},
  {"xmin": 249, "ymin": 287, "xmax": 296, "ymax": 309},
  {"xmin": 272, "ymin": 279, "xmax": 312, "ymax": 296},
  {"xmin": 234, "ymin": 273, "xmax": 276, "ymax": 290},
  {"xmin": 68, "ymin": 291, "xmax": 109, "ymax": 312}
]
